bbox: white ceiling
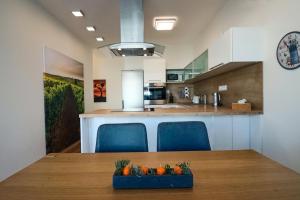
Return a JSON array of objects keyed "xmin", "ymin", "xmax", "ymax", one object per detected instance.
[
  {"xmin": 36, "ymin": 0, "xmax": 228, "ymax": 49},
  {"xmin": 44, "ymin": 47, "xmax": 84, "ymax": 80}
]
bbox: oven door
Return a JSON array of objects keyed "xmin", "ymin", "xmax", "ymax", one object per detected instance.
[{"xmin": 144, "ymin": 86, "xmax": 167, "ymax": 105}]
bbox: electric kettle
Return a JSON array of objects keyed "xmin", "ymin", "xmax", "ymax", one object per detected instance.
[{"xmin": 212, "ymin": 92, "xmax": 222, "ymax": 107}]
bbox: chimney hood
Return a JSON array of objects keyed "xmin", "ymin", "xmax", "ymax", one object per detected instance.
[{"xmin": 109, "ymin": 0, "xmax": 164, "ymax": 56}]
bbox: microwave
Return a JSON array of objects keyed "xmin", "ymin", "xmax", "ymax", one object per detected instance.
[{"xmin": 166, "ymin": 71, "xmax": 184, "ymax": 82}]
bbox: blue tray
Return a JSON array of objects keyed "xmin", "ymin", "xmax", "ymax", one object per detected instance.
[{"xmin": 113, "ymin": 173, "xmax": 193, "ymax": 189}]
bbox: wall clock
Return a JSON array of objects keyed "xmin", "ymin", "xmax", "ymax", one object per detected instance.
[{"xmin": 277, "ymin": 31, "xmax": 300, "ymax": 70}]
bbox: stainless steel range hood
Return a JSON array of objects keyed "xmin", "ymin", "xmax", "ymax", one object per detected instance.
[{"xmin": 110, "ymin": 0, "xmax": 164, "ymax": 56}]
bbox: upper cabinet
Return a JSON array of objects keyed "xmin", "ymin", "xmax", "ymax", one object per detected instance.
[
  {"xmin": 144, "ymin": 58, "xmax": 166, "ymax": 83},
  {"xmin": 184, "ymin": 50, "xmax": 208, "ymax": 81},
  {"xmin": 208, "ymin": 27, "xmax": 264, "ymax": 70}
]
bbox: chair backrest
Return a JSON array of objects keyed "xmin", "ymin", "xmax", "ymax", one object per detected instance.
[
  {"xmin": 95, "ymin": 123, "xmax": 148, "ymax": 152},
  {"xmin": 157, "ymin": 121, "xmax": 211, "ymax": 152}
]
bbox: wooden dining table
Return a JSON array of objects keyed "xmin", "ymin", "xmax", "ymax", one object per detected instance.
[{"xmin": 1, "ymin": 150, "xmax": 300, "ymax": 200}]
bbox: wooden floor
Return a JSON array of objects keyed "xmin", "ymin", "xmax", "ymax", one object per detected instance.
[{"xmin": 61, "ymin": 140, "xmax": 81, "ymax": 153}]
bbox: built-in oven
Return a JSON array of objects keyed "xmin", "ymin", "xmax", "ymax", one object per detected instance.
[{"xmin": 144, "ymin": 83, "xmax": 167, "ymax": 105}]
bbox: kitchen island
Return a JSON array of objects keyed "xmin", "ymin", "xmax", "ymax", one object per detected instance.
[{"xmin": 80, "ymin": 105, "xmax": 263, "ymax": 153}]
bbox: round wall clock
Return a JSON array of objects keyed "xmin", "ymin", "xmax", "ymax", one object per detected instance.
[{"xmin": 277, "ymin": 31, "xmax": 300, "ymax": 70}]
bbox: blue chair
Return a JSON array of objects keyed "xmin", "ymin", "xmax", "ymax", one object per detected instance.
[
  {"xmin": 157, "ymin": 121, "xmax": 211, "ymax": 151},
  {"xmin": 95, "ymin": 123, "xmax": 148, "ymax": 152}
]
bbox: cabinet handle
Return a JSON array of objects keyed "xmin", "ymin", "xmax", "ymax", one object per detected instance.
[
  {"xmin": 148, "ymin": 80, "xmax": 161, "ymax": 82},
  {"xmin": 148, "ymin": 87, "xmax": 165, "ymax": 89},
  {"xmin": 209, "ymin": 63, "xmax": 224, "ymax": 70}
]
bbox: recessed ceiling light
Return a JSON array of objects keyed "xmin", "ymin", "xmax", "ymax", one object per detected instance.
[
  {"xmin": 118, "ymin": 48, "xmax": 122, "ymax": 51},
  {"xmin": 154, "ymin": 17, "xmax": 177, "ymax": 31},
  {"xmin": 86, "ymin": 26, "xmax": 96, "ymax": 32},
  {"xmin": 144, "ymin": 54, "xmax": 147, "ymax": 56},
  {"xmin": 143, "ymin": 47, "xmax": 147, "ymax": 51},
  {"xmin": 72, "ymin": 10, "xmax": 84, "ymax": 17},
  {"xmin": 96, "ymin": 37, "xmax": 104, "ymax": 42},
  {"xmin": 122, "ymin": 54, "xmax": 126, "ymax": 57}
]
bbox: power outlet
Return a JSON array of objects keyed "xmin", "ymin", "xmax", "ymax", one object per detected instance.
[{"xmin": 218, "ymin": 85, "xmax": 228, "ymax": 92}]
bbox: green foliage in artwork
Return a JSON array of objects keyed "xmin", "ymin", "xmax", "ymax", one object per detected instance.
[{"xmin": 43, "ymin": 73, "xmax": 84, "ymax": 143}]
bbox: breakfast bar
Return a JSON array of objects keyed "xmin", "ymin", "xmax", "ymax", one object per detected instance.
[{"xmin": 80, "ymin": 105, "xmax": 263, "ymax": 153}]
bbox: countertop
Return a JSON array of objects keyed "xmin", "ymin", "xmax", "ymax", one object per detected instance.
[{"xmin": 79, "ymin": 105, "xmax": 263, "ymax": 118}]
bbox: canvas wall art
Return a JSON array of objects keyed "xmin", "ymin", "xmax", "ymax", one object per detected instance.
[
  {"xmin": 94, "ymin": 79, "xmax": 107, "ymax": 102},
  {"xmin": 43, "ymin": 47, "xmax": 84, "ymax": 154}
]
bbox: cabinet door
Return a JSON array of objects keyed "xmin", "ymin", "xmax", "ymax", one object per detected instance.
[
  {"xmin": 208, "ymin": 36, "xmax": 222, "ymax": 70},
  {"xmin": 212, "ymin": 116, "xmax": 233, "ymax": 150},
  {"xmin": 232, "ymin": 116, "xmax": 250, "ymax": 150},
  {"xmin": 232, "ymin": 27, "xmax": 264, "ymax": 62},
  {"xmin": 194, "ymin": 50, "xmax": 208, "ymax": 74},
  {"xmin": 143, "ymin": 59, "xmax": 166, "ymax": 83},
  {"xmin": 250, "ymin": 115, "xmax": 262, "ymax": 153},
  {"xmin": 208, "ymin": 30, "xmax": 232, "ymax": 70}
]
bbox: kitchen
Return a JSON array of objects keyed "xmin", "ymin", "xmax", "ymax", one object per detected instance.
[
  {"xmin": 82, "ymin": 4, "xmax": 264, "ymax": 153},
  {"xmin": 1, "ymin": 0, "xmax": 300, "ymax": 199}
]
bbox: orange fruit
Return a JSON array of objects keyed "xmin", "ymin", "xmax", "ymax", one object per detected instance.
[
  {"xmin": 123, "ymin": 166, "xmax": 131, "ymax": 176},
  {"xmin": 156, "ymin": 166, "xmax": 165, "ymax": 175},
  {"xmin": 174, "ymin": 166, "xmax": 182, "ymax": 175},
  {"xmin": 141, "ymin": 166, "xmax": 148, "ymax": 175}
]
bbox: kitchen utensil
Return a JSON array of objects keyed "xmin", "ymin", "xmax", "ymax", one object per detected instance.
[
  {"xmin": 169, "ymin": 93, "xmax": 174, "ymax": 104},
  {"xmin": 192, "ymin": 96, "xmax": 200, "ymax": 104},
  {"xmin": 212, "ymin": 92, "xmax": 222, "ymax": 107},
  {"xmin": 184, "ymin": 87, "xmax": 190, "ymax": 98},
  {"xmin": 203, "ymin": 94, "xmax": 207, "ymax": 105}
]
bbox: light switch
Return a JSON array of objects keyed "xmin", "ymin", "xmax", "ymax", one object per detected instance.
[{"xmin": 218, "ymin": 85, "xmax": 228, "ymax": 91}]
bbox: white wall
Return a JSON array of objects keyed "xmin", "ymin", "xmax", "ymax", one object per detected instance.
[
  {"xmin": 92, "ymin": 49, "xmax": 166, "ymax": 110},
  {"xmin": 44, "ymin": 47, "xmax": 84, "ymax": 80},
  {"xmin": 0, "ymin": 0, "xmax": 92, "ymax": 181},
  {"xmin": 92, "ymin": 50, "xmax": 123, "ymax": 109},
  {"xmin": 193, "ymin": 0, "xmax": 300, "ymax": 173},
  {"xmin": 163, "ymin": 43, "xmax": 195, "ymax": 69}
]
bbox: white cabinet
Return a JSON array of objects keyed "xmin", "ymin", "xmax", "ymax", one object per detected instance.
[
  {"xmin": 250, "ymin": 115, "xmax": 262, "ymax": 153},
  {"xmin": 232, "ymin": 116, "xmax": 250, "ymax": 150},
  {"xmin": 208, "ymin": 27, "xmax": 264, "ymax": 70},
  {"xmin": 212, "ymin": 116, "xmax": 233, "ymax": 150},
  {"xmin": 210, "ymin": 115, "xmax": 253, "ymax": 151},
  {"xmin": 209, "ymin": 30, "xmax": 232, "ymax": 70},
  {"xmin": 143, "ymin": 59, "xmax": 166, "ymax": 83},
  {"xmin": 80, "ymin": 114, "xmax": 261, "ymax": 153}
]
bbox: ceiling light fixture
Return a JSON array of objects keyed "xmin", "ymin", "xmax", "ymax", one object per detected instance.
[
  {"xmin": 154, "ymin": 17, "xmax": 177, "ymax": 31},
  {"xmin": 96, "ymin": 37, "xmax": 104, "ymax": 42},
  {"xmin": 86, "ymin": 26, "xmax": 96, "ymax": 32},
  {"xmin": 118, "ymin": 48, "xmax": 122, "ymax": 51},
  {"xmin": 122, "ymin": 54, "xmax": 126, "ymax": 57},
  {"xmin": 72, "ymin": 10, "xmax": 84, "ymax": 17},
  {"xmin": 144, "ymin": 54, "xmax": 147, "ymax": 56}
]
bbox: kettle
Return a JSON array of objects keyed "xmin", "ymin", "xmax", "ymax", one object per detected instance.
[
  {"xmin": 192, "ymin": 96, "xmax": 200, "ymax": 104},
  {"xmin": 212, "ymin": 92, "xmax": 222, "ymax": 107}
]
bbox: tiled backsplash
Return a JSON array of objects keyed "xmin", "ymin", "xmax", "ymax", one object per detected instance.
[
  {"xmin": 193, "ymin": 62, "xmax": 263, "ymax": 110},
  {"xmin": 166, "ymin": 83, "xmax": 194, "ymax": 104},
  {"xmin": 165, "ymin": 63, "xmax": 262, "ymax": 110}
]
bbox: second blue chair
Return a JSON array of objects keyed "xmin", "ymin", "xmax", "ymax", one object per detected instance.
[
  {"xmin": 95, "ymin": 123, "xmax": 148, "ymax": 152},
  {"xmin": 157, "ymin": 121, "xmax": 211, "ymax": 152}
]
